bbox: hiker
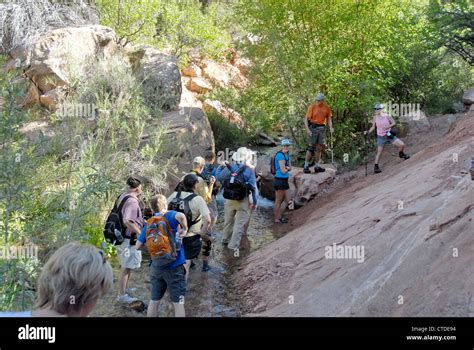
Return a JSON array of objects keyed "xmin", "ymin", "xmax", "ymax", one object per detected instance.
[
  {"xmin": 273, "ymin": 139, "xmax": 292, "ymax": 224},
  {"xmin": 304, "ymin": 93, "xmax": 334, "ymax": 173},
  {"xmin": 200, "ymin": 151, "xmax": 219, "ymax": 271},
  {"xmin": 168, "ymin": 174, "xmax": 211, "ymax": 276},
  {"xmin": 217, "ymin": 147, "xmax": 258, "ymax": 251},
  {"xmin": 136, "ymin": 195, "xmax": 188, "ymax": 317},
  {"xmin": 116, "ymin": 176, "xmax": 144, "ymax": 304},
  {"xmin": 0, "ymin": 242, "xmax": 113, "ymax": 317},
  {"xmin": 181, "ymin": 156, "xmax": 215, "ymax": 205},
  {"xmin": 364, "ymin": 103, "xmax": 410, "ymax": 174}
]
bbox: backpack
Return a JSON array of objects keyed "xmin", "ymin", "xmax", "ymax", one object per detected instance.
[
  {"xmin": 145, "ymin": 216, "xmax": 177, "ymax": 267},
  {"xmin": 167, "ymin": 192, "xmax": 201, "ymax": 229},
  {"xmin": 103, "ymin": 195, "xmax": 132, "ymax": 245},
  {"xmin": 270, "ymin": 151, "xmax": 289, "ymax": 175},
  {"xmin": 222, "ymin": 165, "xmax": 248, "ymax": 201}
]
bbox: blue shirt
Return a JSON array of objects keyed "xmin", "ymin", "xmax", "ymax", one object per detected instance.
[
  {"xmin": 275, "ymin": 151, "xmax": 290, "ymax": 179},
  {"xmin": 216, "ymin": 163, "xmax": 258, "ymax": 203},
  {"xmin": 138, "ymin": 210, "xmax": 185, "ymax": 269}
]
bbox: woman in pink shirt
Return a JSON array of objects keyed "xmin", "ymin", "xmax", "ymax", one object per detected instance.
[{"xmin": 365, "ymin": 103, "xmax": 410, "ymax": 173}]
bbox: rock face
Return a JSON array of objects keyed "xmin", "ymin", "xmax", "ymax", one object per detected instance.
[
  {"xmin": 8, "ymin": 26, "xmax": 182, "ymax": 112},
  {"xmin": 186, "ymin": 77, "xmax": 212, "ymax": 94},
  {"xmin": 462, "ymin": 87, "xmax": 474, "ymax": 105},
  {"xmin": 202, "ymin": 99, "xmax": 245, "ymax": 128},
  {"xmin": 201, "ymin": 59, "xmax": 249, "ymax": 89},
  {"xmin": 24, "ymin": 25, "xmax": 119, "ymax": 94},
  {"xmin": 236, "ymin": 111, "xmax": 474, "ymax": 317},
  {"xmin": 143, "ymin": 107, "xmax": 215, "ymax": 191},
  {"xmin": 131, "ymin": 46, "xmax": 182, "ymax": 111},
  {"xmin": 256, "ymin": 155, "xmax": 336, "ymax": 206},
  {"xmin": 399, "ymin": 110, "xmax": 431, "ymax": 134}
]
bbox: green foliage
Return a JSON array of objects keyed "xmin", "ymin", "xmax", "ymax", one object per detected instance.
[
  {"xmin": 427, "ymin": 0, "xmax": 474, "ymax": 65},
  {"xmin": 95, "ymin": 0, "xmax": 232, "ymax": 64},
  {"xmin": 0, "ymin": 53, "xmax": 172, "ymax": 311},
  {"xmin": 229, "ymin": 0, "xmax": 473, "ymax": 163},
  {"xmin": 206, "ymin": 110, "xmax": 249, "ymax": 152}
]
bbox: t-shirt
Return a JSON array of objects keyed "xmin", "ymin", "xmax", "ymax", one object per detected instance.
[
  {"xmin": 275, "ymin": 151, "xmax": 290, "ymax": 179},
  {"xmin": 167, "ymin": 191, "xmax": 210, "ymax": 236},
  {"xmin": 138, "ymin": 211, "xmax": 185, "ymax": 269},
  {"xmin": 118, "ymin": 193, "xmax": 143, "ymax": 238},
  {"xmin": 306, "ymin": 102, "xmax": 332, "ymax": 125}
]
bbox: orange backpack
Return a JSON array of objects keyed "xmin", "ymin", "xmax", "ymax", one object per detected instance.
[{"xmin": 145, "ymin": 216, "xmax": 177, "ymax": 266}]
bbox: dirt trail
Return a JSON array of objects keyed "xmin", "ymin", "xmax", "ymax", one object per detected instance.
[{"xmin": 236, "ymin": 110, "xmax": 474, "ymax": 316}]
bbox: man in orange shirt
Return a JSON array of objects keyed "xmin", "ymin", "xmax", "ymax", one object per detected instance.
[{"xmin": 304, "ymin": 93, "xmax": 334, "ymax": 173}]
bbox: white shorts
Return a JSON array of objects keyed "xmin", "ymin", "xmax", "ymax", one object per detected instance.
[{"xmin": 117, "ymin": 239, "xmax": 142, "ymax": 270}]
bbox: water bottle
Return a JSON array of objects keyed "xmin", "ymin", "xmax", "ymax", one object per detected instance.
[
  {"xmin": 386, "ymin": 130, "xmax": 391, "ymax": 137},
  {"xmin": 175, "ymin": 237, "xmax": 182, "ymax": 251},
  {"xmin": 114, "ymin": 229, "xmax": 124, "ymax": 243}
]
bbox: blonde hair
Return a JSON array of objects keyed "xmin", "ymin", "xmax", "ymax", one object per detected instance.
[
  {"xmin": 35, "ymin": 242, "xmax": 113, "ymax": 316},
  {"xmin": 151, "ymin": 194, "xmax": 168, "ymax": 213}
]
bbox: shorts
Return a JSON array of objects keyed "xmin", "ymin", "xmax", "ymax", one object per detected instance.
[
  {"xmin": 377, "ymin": 135, "xmax": 398, "ymax": 147},
  {"xmin": 183, "ymin": 235, "xmax": 202, "ymax": 260},
  {"xmin": 309, "ymin": 125, "xmax": 326, "ymax": 145},
  {"xmin": 150, "ymin": 263, "xmax": 186, "ymax": 303},
  {"xmin": 117, "ymin": 239, "xmax": 142, "ymax": 270},
  {"xmin": 273, "ymin": 177, "xmax": 290, "ymax": 191}
]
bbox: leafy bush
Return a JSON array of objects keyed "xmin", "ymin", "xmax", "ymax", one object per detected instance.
[{"xmin": 95, "ymin": 0, "xmax": 232, "ymax": 65}]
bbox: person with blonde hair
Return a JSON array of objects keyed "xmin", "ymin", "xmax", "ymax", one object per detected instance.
[{"xmin": 0, "ymin": 242, "xmax": 113, "ymax": 317}]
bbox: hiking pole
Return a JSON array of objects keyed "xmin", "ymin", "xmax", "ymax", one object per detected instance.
[{"xmin": 364, "ymin": 114, "xmax": 368, "ymax": 177}]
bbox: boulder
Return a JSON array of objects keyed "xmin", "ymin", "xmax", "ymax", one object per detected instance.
[
  {"xmin": 181, "ymin": 63, "xmax": 202, "ymax": 77},
  {"xmin": 39, "ymin": 88, "xmax": 64, "ymax": 111},
  {"xmin": 233, "ymin": 57, "xmax": 252, "ymax": 75},
  {"xmin": 202, "ymin": 99, "xmax": 245, "ymax": 128},
  {"xmin": 201, "ymin": 59, "xmax": 249, "ymax": 89},
  {"xmin": 132, "ymin": 46, "xmax": 182, "ymax": 111},
  {"xmin": 399, "ymin": 110, "xmax": 431, "ymax": 135},
  {"xmin": 180, "ymin": 78, "xmax": 203, "ymax": 108},
  {"xmin": 256, "ymin": 155, "xmax": 336, "ymax": 206},
  {"xmin": 462, "ymin": 88, "xmax": 474, "ymax": 105},
  {"xmin": 186, "ymin": 77, "xmax": 212, "ymax": 94},
  {"xmin": 142, "ymin": 107, "xmax": 215, "ymax": 192},
  {"xmin": 255, "ymin": 131, "xmax": 278, "ymax": 146},
  {"xmin": 22, "ymin": 83, "xmax": 40, "ymax": 108},
  {"xmin": 25, "ymin": 25, "xmax": 119, "ymax": 93}
]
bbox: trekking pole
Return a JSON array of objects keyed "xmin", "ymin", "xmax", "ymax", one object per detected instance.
[{"xmin": 364, "ymin": 114, "xmax": 368, "ymax": 177}]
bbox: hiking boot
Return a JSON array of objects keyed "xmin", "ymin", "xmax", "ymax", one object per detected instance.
[
  {"xmin": 399, "ymin": 151, "xmax": 410, "ymax": 160},
  {"xmin": 303, "ymin": 167, "xmax": 311, "ymax": 174},
  {"xmin": 374, "ymin": 164, "xmax": 382, "ymax": 174},
  {"xmin": 202, "ymin": 261, "xmax": 210, "ymax": 272},
  {"xmin": 275, "ymin": 217, "xmax": 289, "ymax": 224},
  {"xmin": 314, "ymin": 166, "xmax": 326, "ymax": 173}
]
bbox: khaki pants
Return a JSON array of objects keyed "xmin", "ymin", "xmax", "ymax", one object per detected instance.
[{"xmin": 223, "ymin": 197, "xmax": 250, "ymax": 250}]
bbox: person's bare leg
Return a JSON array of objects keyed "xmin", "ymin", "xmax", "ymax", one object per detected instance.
[
  {"xmin": 274, "ymin": 190, "xmax": 283, "ymax": 222},
  {"xmin": 173, "ymin": 302, "xmax": 185, "ymax": 317},
  {"xmin": 183, "ymin": 260, "xmax": 191, "ymax": 281},
  {"xmin": 279, "ymin": 190, "xmax": 289, "ymax": 216},
  {"xmin": 375, "ymin": 146, "xmax": 384, "ymax": 164},
  {"xmin": 118, "ymin": 268, "xmax": 131, "ymax": 295},
  {"xmin": 305, "ymin": 150, "xmax": 313, "ymax": 163},
  {"xmin": 147, "ymin": 300, "xmax": 160, "ymax": 317}
]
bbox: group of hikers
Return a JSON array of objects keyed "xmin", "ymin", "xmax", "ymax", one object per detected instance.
[{"xmin": 0, "ymin": 93, "xmax": 410, "ymax": 318}]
